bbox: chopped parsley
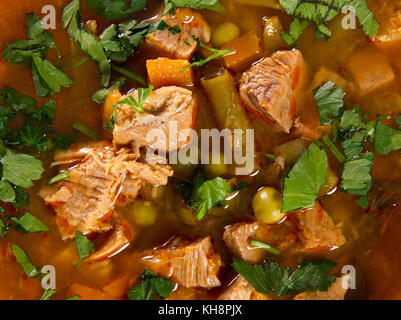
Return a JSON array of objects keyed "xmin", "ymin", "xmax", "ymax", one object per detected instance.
[
  {"xmin": 74, "ymin": 231, "xmax": 96, "ymax": 268},
  {"xmin": 114, "ymin": 85, "xmax": 153, "ymax": 113},
  {"xmin": 250, "ymin": 240, "xmax": 281, "ymax": 256},
  {"xmin": 40, "ymin": 288, "xmax": 57, "ymax": 300},
  {"xmin": 232, "ymin": 258, "xmax": 336, "ymax": 297},
  {"xmin": 279, "ymin": 0, "xmax": 380, "ymax": 45},
  {"xmin": 281, "ymin": 143, "xmax": 328, "ymax": 213},
  {"xmin": 11, "ymin": 244, "xmax": 40, "ymax": 278},
  {"xmin": 181, "ymin": 36, "xmax": 233, "ymax": 71},
  {"xmin": 2, "ymin": 14, "xmax": 74, "ymax": 97},
  {"xmin": 92, "ymin": 77, "xmax": 126, "ymax": 103},
  {"xmin": 10, "ymin": 212, "xmax": 50, "ymax": 233},
  {"xmin": 163, "ymin": 0, "xmax": 225, "ymax": 15},
  {"xmin": 126, "ymin": 269, "xmax": 175, "ymax": 300},
  {"xmin": 174, "ymin": 172, "xmax": 248, "ymax": 220},
  {"xmin": 313, "ymin": 81, "xmax": 344, "ymax": 126},
  {"xmin": 87, "ymin": 0, "xmax": 147, "ymax": 20},
  {"xmin": 73, "ymin": 122, "xmax": 99, "ymax": 141},
  {"xmin": 48, "ymin": 171, "xmax": 70, "ymax": 185}
]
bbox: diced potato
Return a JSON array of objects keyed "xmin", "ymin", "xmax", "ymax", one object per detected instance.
[
  {"xmin": 222, "ymin": 31, "xmax": 263, "ymax": 72},
  {"xmin": 178, "ymin": 204, "xmax": 198, "ymax": 226},
  {"xmin": 273, "ymin": 139, "xmax": 308, "ymax": 166},
  {"xmin": 347, "ymin": 49, "xmax": 395, "ymax": 96},
  {"xmin": 262, "ymin": 16, "xmax": 286, "ymax": 54},
  {"xmin": 211, "ymin": 22, "xmax": 240, "ymax": 48},
  {"xmin": 311, "ymin": 67, "xmax": 348, "ymax": 91}
]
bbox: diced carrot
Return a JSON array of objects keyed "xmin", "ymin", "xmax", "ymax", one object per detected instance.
[
  {"xmin": 222, "ymin": 31, "xmax": 263, "ymax": 72},
  {"xmin": 103, "ymin": 89, "xmax": 122, "ymax": 126},
  {"xmin": 68, "ymin": 283, "xmax": 117, "ymax": 300},
  {"xmin": 146, "ymin": 58, "xmax": 194, "ymax": 88},
  {"xmin": 102, "ymin": 273, "xmax": 130, "ymax": 298}
]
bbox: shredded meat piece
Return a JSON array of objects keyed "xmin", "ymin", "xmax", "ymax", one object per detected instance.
[
  {"xmin": 142, "ymin": 237, "xmax": 223, "ymax": 289},
  {"xmin": 39, "ymin": 141, "xmax": 172, "ymax": 240}
]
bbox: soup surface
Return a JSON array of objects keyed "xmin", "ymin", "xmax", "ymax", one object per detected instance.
[{"xmin": 0, "ymin": 0, "xmax": 401, "ymax": 300}]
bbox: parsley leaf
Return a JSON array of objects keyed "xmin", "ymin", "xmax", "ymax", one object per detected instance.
[
  {"xmin": 181, "ymin": 36, "xmax": 233, "ymax": 71},
  {"xmin": 163, "ymin": 0, "xmax": 225, "ymax": 14},
  {"xmin": 340, "ymin": 152, "xmax": 373, "ymax": 195},
  {"xmin": 48, "ymin": 171, "xmax": 69, "ymax": 185},
  {"xmin": 11, "ymin": 244, "xmax": 40, "ymax": 278},
  {"xmin": 232, "ymin": 258, "xmax": 336, "ymax": 297},
  {"xmin": 92, "ymin": 77, "xmax": 126, "ymax": 103},
  {"xmin": 115, "ymin": 84, "xmax": 153, "ymax": 113},
  {"xmin": 0, "ymin": 86, "xmax": 36, "ymax": 113},
  {"xmin": 1, "ymin": 149, "xmax": 44, "ymax": 188},
  {"xmin": 73, "ymin": 122, "xmax": 99, "ymax": 140},
  {"xmin": 281, "ymin": 143, "xmax": 328, "ymax": 213},
  {"xmin": 40, "ymin": 288, "xmax": 57, "ymax": 300},
  {"xmin": 74, "ymin": 231, "xmax": 96, "ymax": 267},
  {"xmin": 374, "ymin": 121, "xmax": 392, "ymax": 155},
  {"xmin": 279, "ymin": 0, "xmax": 379, "ymax": 45},
  {"xmin": 174, "ymin": 172, "xmax": 242, "ymax": 220},
  {"xmin": 250, "ymin": 240, "xmax": 281, "ymax": 256},
  {"xmin": 0, "ymin": 180, "xmax": 16, "ymax": 203},
  {"xmin": 313, "ymin": 81, "xmax": 345, "ymax": 126},
  {"xmin": 10, "ymin": 212, "xmax": 50, "ymax": 233},
  {"xmin": 87, "ymin": 0, "xmax": 147, "ymax": 20},
  {"xmin": 2, "ymin": 14, "xmax": 74, "ymax": 97},
  {"xmin": 127, "ymin": 269, "xmax": 175, "ymax": 300},
  {"xmin": 63, "ymin": 0, "xmax": 111, "ymax": 86}
]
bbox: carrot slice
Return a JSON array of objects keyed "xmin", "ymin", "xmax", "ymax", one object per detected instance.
[{"xmin": 146, "ymin": 58, "xmax": 194, "ymax": 88}]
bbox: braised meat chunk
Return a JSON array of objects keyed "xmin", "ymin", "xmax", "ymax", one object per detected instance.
[
  {"xmin": 113, "ymin": 86, "xmax": 198, "ymax": 152},
  {"xmin": 239, "ymin": 49, "xmax": 307, "ymax": 133},
  {"xmin": 146, "ymin": 8, "xmax": 211, "ymax": 59},
  {"xmin": 142, "ymin": 237, "xmax": 223, "ymax": 289}
]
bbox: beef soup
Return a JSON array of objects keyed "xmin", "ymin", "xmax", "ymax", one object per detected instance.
[{"xmin": 0, "ymin": 0, "xmax": 400, "ymax": 300}]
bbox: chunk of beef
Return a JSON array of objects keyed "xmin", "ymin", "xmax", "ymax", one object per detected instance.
[
  {"xmin": 218, "ymin": 275, "xmax": 270, "ymax": 300},
  {"xmin": 113, "ymin": 86, "xmax": 198, "ymax": 152},
  {"xmin": 222, "ymin": 221, "xmax": 296, "ymax": 264},
  {"xmin": 145, "ymin": 8, "xmax": 211, "ymax": 59},
  {"xmin": 347, "ymin": 49, "xmax": 395, "ymax": 96},
  {"xmin": 239, "ymin": 50, "xmax": 307, "ymax": 133},
  {"xmin": 292, "ymin": 202, "xmax": 346, "ymax": 252},
  {"xmin": 142, "ymin": 237, "xmax": 222, "ymax": 289},
  {"xmin": 375, "ymin": 4, "xmax": 401, "ymax": 48},
  {"xmin": 39, "ymin": 141, "xmax": 172, "ymax": 239},
  {"xmin": 293, "ymin": 274, "xmax": 350, "ymax": 300}
]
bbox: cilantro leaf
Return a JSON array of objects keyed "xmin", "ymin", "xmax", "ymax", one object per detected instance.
[
  {"xmin": 92, "ymin": 78, "xmax": 126, "ymax": 103},
  {"xmin": 127, "ymin": 269, "xmax": 175, "ymax": 300},
  {"xmin": 1, "ymin": 149, "xmax": 44, "ymax": 188},
  {"xmin": 74, "ymin": 231, "xmax": 96, "ymax": 267},
  {"xmin": 0, "ymin": 86, "xmax": 36, "ymax": 113},
  {"xmin": 281, "ymin": 143, "xmax": 328, "ymax": 213},
  {"xmin": 279, "ymin": 0, "xmax": 379, "ymax": 45},
  {"xmin": 313, "ymin": 81, "xmax": 345, "ymax": 126},
  {"xmin": 10, "ymin": 212, "xmax": 50, "ymax": 233},
  {"xmin": 87, "ymin": 0, "xmax": 147, "ymax": 20},
  {"xmin": 14, "ymin": 124, "xmax": 51, "ymax": 152},
  {"xmin": 32, "ymin": 99, "xmax": 57, "ymax": 124},
  {"xmin": 0, "ymin": 180, "xmax": 16, "ymax": 203},
  {"xmin": 356, "ymin": 194, "xmax": 369, "ymax": 209},
  {"xmin": 63, "ymin": 0, "xmax": 111, "ymax": 86},
  {"xmin": 340, "ymin": 152, "xmax": 373, "ymax": 195},
  {"xmin": 13, "ymin": 186, "xmax": 30, "ymax": 209},
  {"xmin": 11, "ymin": 244, "xmax": 40, "ymax": 278},
  {"xmin": 232, "ymin": 258, "xmax": 336, "ymax": 297}
]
